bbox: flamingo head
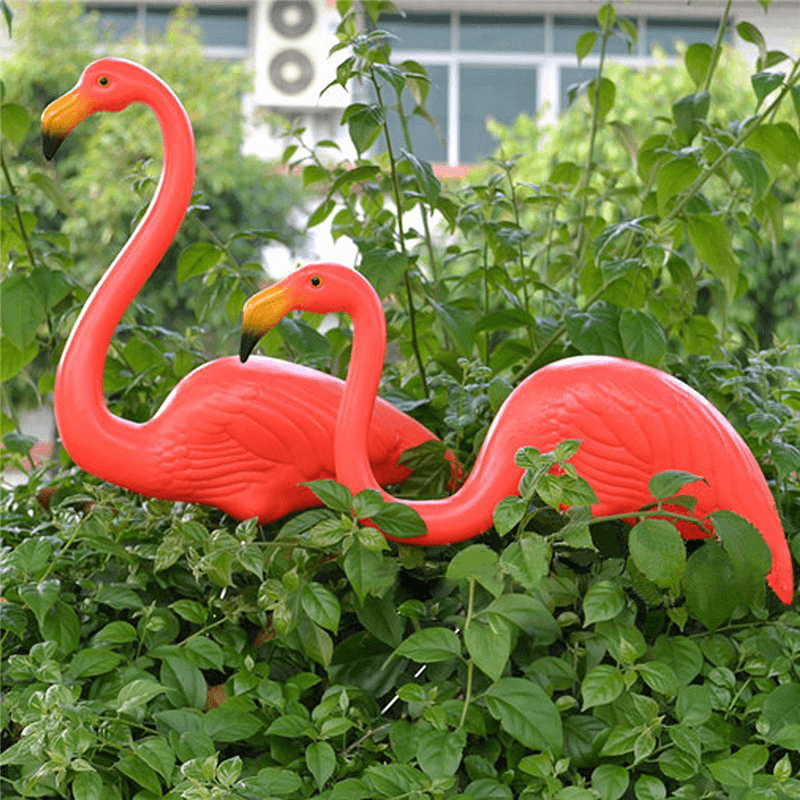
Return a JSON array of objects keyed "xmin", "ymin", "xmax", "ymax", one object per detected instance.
[
  {"xmin": 42, "ymin": 58, "xmax": 157, "ymax": 159},
  {"xmin": 240, "ymin": 263, "xmax": 368, "ymax": 362}
]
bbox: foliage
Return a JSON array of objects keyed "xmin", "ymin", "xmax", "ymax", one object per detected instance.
[
  {"xmin": 2, "ymin": 0, "xmax": 799, "ymax": 798},
  {"xmin": 1, "ymin": 0, "xmax": 304, "ymax": 419}
]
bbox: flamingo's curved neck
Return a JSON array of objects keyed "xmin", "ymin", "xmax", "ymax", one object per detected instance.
[
  {"xmin": 54, "ymin": 78, "xmax": 195, "ymax": 480},
  {"xmin": 334, "ymin": 279, "xmax": 501, "ymax": 544}
]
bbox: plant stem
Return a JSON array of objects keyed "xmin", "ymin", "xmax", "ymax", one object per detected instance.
[
  {"xmin": 574, "ymin": 26, "xmax": 611, "ymax": 270},
  {"xmin": 1, "ymin": 147, "xmax": 38, "ymax": 270},
  {"xmin": 665, "ymin": 60, "xmax": 800, "ymax": 225},
  {"xmin": 701, "ymin": 0, "xmax": 733, "ymax": 94},
  {"xmin": 459, "ymin": 578, "xmax": 476, "ymax": 729},
  {"xmin": 372, "ymin": 71, "xmax": 429, "ymax": 396}
]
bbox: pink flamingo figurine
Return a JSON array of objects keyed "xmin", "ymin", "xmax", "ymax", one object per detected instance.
[
  {"xmin": 240, "ymin": 263, "xmax": 794, "ymax": 604},
  {"xmin": 41, "ymin": 58, "xmax": 451, "ymax": 524}
]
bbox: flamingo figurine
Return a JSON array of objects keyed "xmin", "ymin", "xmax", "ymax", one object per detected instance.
[
  {"xmin": 40, "ymin": 58, "xmax": 453, "ymax": 524},
  {"xmin": 240, "ymin": 263, "xmax": 794, "ymax": 604}
]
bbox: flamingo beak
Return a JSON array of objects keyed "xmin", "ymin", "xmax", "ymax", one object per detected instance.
[
  {"xmin": 239, "ymin": 285, "xmax": 292, "ymax": 362},
  {"xmin": 41, "ymin": 87, "xmax": 90, "ymax": 160}
]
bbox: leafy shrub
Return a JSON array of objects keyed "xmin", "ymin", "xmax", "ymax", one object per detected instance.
[{"xmin": 1, "ymin": 0, "xmax": 799, "ymax": 798}]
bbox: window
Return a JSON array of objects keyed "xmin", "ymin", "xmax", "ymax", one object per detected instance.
[
  {"xmin": 87, "ymin": 3, "xmax": 250, "ymax": 58},
  {"xmin": 380, "ymin": 11, "xmax": 721, "ymax": 165}
]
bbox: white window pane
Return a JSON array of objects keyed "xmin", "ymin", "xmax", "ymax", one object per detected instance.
[
  {"xmin": 559, "ymin": 66, "xmax": 597, "ymax": 111},
  {"xmin": 459, "ymin": 65, "xmax": 536, "ymax": 163},
  {"xmin": 460, "ymin": 14, "xmax": 544, "ymax": 53},
  {"xmin": 198, "ymin": 7, "xmax": 249, "ymax": 48},
  {"xmin": 646, "ymin": 18, "xmax": 721, "ymax": 54},
  {"xmin": 554, "ymin": 15, "xmax": 632, "ymax": 56},
  {"xmin": 378, "ymin": 13, "xmax": 451, "ymax": 51},
  {"xmin": 90, "ymin": 4, "xmax": 138, "ymax": 40},
  {"xmin": 379, "ymin": 64, "xmax": 448, "ymax": 164}
]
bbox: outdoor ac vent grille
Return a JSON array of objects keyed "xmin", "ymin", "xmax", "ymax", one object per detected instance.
[{"xmin": 259, "ymin": 0, "xmax": 346, "ymax": 109}]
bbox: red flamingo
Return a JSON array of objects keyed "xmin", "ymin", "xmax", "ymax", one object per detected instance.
[
  {"xmin": 240, "ymin": 263, "xmax": 794, "ymax": 604},
  {"xmin": 40, "ymin": 58, "xmax": 451, "ymax": 524}
]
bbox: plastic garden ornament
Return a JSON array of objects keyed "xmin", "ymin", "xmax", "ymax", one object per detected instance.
[
  {"xmin": 240, "ymin": 263, "xmax": 794, "ymax": 604},
  {"xmin": 41, "ymin": 58, "xmax": 451, "ymax": 523}
]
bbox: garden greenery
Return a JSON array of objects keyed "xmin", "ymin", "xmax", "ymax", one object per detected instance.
[{"xmin": 2, "ymin": 0, "xmax": 800, "ymax": 798}]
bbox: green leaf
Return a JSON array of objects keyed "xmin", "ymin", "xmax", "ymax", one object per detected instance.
[
  {"xmin": 629, "ymin": 519, "xmax": 686, "ymax": 591},
  {"xmin": 134, "ymin": 736, "xmax": 175, "ymax": 782},
  {"xmin": 583, "ymin": 579, "xmax": 625, "ymax": 626},
  {"xmin": 565, "ymin": 303, "xmax": 625, "ymax": 357},
  {"xmin": 447, "ymin": 544, "xmax": 498, "ymax": 581},
  {"xmin": 160, "ymin": 655, "xmax": 207, "ymax": 709},
  {"xmin": 618, "ymin": 309, "xmax": 666, "ymax": 366},
  {"xmin": 177, "ymin": 242, "xmax": 224, "ymax": 283},
  {"xmin": 170, "ymin": 599, "xmax": 207, "ymax": 624},
  {"xmin": 0, "ymin": 102, "xmax": 30, "ymax": 148},
  {"xmin": 581, "ymin": 664, "xmax": 625, "ymax": 709},
  {"xmin": 0, "ymin": 336, "xmax": 38, "ymax": 380},
  {"xmin": 343, "ymin": 542, "xmax": 399, "ymax": 603},
  {"xmin": 117, "ymin": 679, "xmax": 167, "ymax": 715},
  {"xmin": 465, "ymin": 615, "xmax": 512, "ymax": 681},
  {"xmin": 330, "ymin": 165, "xmax": 381, "ymax": 195},
  {"xmin": 116, "ymin": 752, "xmax": 162, "ymax": 794},
  {"xmin": 301, "ymin": 582, "xmax": 341, "ymax": 633},
  {"xmin": 484, "ymin": 677, "xmax": 563, "ymax": 753},
  {"xmin": 638, "ymin": 661, "xmax": 679, "ymax": 695},
  {"xmin": 307, "ymin": 196, "xmax": 336, "ymax": 227},
  {"xmin": 67, "ymin": 648, "xmax": 124, "ymax": 678},
  {"xmin": 94, "ymin": 620, "xmax": 138, "ymax": 644},
  {"xmin": 306, "ymin": 741, "xmax": 336, "ymax": 790},
  {"xmin": 684, "ymin": 542, "xmax": 737, "ymax": 629},
  {"xmin": 745, "ymin": 122, "xmax": 800, "ymax": 176},
  {"xmin": 710, "ymin": 510, "xmax": 771, "ymax": 605},
  {"xmin": 648, "ymin": 470, "xmax": 703, "ymax": 499},
  {"xmin": 592, "ymin": 764, "xmax": 629, "ymax": 800},
  {"xmin": 736, "ymin": 20, "xmax": 766, "ymax": 55},
  {"xmin": 576, "ymin": 31, "xmax": 599, "ymax": 64},
  {"xmin": 303, "ymin": 479, "xmax": 353, "ymax": 513},
  {"xmin": 499, "ymin": 536, "xmax": 550, "ymax": 591},
  {"xmin": 416, "ymin": 727, "xmax": 466, "ymax": 780},
  {"xmin": 730, "ymin": 147, "xmax": 770, "ymax": 200},
  {"xmin": 657, "ymin": 156, "xmax": 701, "ymax": 215},
  {"xmin": 686, "ymin": 213, "xmax": 738, "ymax": 299},
  {"xmin": 394, "ymin": 627, "xmax": 460, "ymax": 663},
  {"xmin": 493, "ymin": 496, "xmax": 527, "ymax": 536},
  {"xmin": 19, "ymin": 579, "xmax": 60, "ymax": 629},
  {"xmin": 303, "ymin": 164, "xmax": 328, "ymax": 187},
  {"xmin": 0, "ymin": 273, "xmax": 47, "ymax": 350},
  {"xmin": 588, "ymin": 77, "xmax": 615, "ymax": 122},
  {"xmin": 671, "ymin": 92, "xmax": 710, "ymax": 142},
  {"xmin": 751, "ymin": 70, "xmax": 783, "ymax": 106},
  {"xmin": 360, "ymin": 249, "xmax": 410, "ymax": 297},
  {"xmin": 684, "ymin": 43, "xmax": 713, "ymax": 88},
  {"xmin": 675, "ymin": 684, "xmax": 713, "ymax": 725},
  {"xmin": 402, "ymin": 150, "xmax": 440, "ymax": 207},
  {"xmin": 369, "ymin": 501, "xmax": 427, "ymax": 539},
  {"xmin": 72, "ymin": 771, "xmax": 104, "ymax": 800},
  {"xmin": 634, "ymin": 774, "xmax": 666, "ymax": 800},
  {"xmin": 346, "ymin": 103, "xmax": 385, "ymax": 154}
]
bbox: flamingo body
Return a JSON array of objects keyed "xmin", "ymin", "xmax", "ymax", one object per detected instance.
[
  {"xmin": 42, "ymin": 59, "xmax": 448, "ymax": 523},
  {"xmin": 240, "ymin": 264, "xmax": 794, "ymax": 604}
]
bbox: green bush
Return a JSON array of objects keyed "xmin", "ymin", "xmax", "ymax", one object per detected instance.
[{"xmin": 2, "ymin": 0, "xmax": 799, "ymax": 798}]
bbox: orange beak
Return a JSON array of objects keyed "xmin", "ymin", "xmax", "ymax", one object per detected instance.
[
  {"xmin": 41, "ymin": 87, "xmax": 90, "ymax": 160},
  {"xmin": 239, "ymin": 284, "xmax": 293, "ymax": 362}
]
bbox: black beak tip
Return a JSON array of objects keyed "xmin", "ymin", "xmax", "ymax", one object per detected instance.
[
  {"xmin": 239, "ymin": 332, "xmax": 259, "ymax": 363},
  {"xmin": 42, "ymin": 133, "xmax": 64, "ymax": 161}
]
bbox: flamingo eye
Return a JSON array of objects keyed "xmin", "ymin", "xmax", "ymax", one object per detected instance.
[
  {"xmin": 310, "ymin": 275, "xmax": 322, "ymax": 287},
  {"xmin": 98, "ymin": 76, "xmax": 109, "ymax": 87}
]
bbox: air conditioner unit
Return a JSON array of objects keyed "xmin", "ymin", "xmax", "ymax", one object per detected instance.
[{"xmin": 256, "ymin": 0, "xmax": 348, "ymax": 109}]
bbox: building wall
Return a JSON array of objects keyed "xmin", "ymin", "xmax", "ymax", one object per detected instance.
[{"xmin": 78, "ymin": 0, "xmax": 799, "ymax": 166}]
